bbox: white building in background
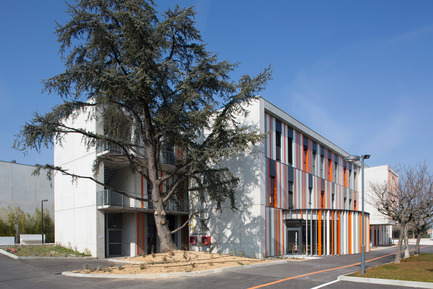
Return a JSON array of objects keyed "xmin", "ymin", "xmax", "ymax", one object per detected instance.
[
  {"xmin": 0, "ymin": 161, "xmax": 53, "ymax": 216},
  {"xmin": 364, "ymin": 165, "xmax": 398, "ymax": 246}
]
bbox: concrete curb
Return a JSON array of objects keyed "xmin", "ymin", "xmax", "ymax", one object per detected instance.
[
  {"xmin": 338, "ymin": 275, "xmax": 433, "ymax": 288},
  {"xmin": 0, "ymin": 249, "xmax": 19, "ymax": 259},
  {"xmin": 62, "ymin": 259, "xmax": 289, "ymax": 279},
  {"xmin": 0, "ymin": 249, "xmax": 96, "ymax": 260}
]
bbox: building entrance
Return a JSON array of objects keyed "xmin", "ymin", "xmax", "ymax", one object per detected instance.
[{"xmin": 106, "ymin": 213, "xmax": 122, "ymax": 257}]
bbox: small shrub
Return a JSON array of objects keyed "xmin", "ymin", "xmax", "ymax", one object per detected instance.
[
  {"xmin": 140, "ymin": 264, "xmax": 145, "ymax": 270},
  {"xmin": 183, "ymin": 251, "xmax": 187, "ymax": 260}
]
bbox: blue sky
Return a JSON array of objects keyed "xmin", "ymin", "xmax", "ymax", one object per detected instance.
[{"xmin": 1, "ymin": 0, "xmax": 433, "ymax": 170}]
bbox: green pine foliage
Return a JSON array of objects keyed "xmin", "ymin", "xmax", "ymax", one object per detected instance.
[
  {"xmin": 0, "ymin": 206, "xmax": 54, "ymax": 243},
  {"xmin": 14, "ymin": 0, "xmax": 271, "ymax": 251}
]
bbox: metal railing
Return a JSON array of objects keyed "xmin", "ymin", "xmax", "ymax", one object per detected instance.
[
  {"xmin": 96, "ymin": 143, "xmax": 124, "ymax": 154},
  {"xmin": 97, "ymin": 189, "xmax": 188, "ymax": 213}
]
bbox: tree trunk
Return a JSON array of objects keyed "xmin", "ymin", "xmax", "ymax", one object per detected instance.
[
  {"xmin": 415, "ymin": 232, "xmax": 421, "ymax": 255},
  {"xmin": 403, "ymin": 225, "xmax": 410, "ymax": 259},
  {"xmin": 395, "ymin": 225, "xmax": 403, "ymax": 263},
  {"xmin": 146, "ymin": 145, "xmax": 178, "ymax": 253},
  {"xmin": 151, "ymin": 186, "xmax": 178, "ymax": 253}
]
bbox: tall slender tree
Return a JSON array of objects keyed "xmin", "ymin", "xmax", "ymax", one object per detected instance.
[{"xmin": 14, "ymin": 0, "xmax": 271, "ymax": 252}]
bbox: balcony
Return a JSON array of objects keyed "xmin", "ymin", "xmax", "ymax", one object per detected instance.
[
  {"xmin": 96, "ymin": 143, "xmax": 125, "ymax": 155},
  {"xmin": 97, "ymin": 189, "xmax": 188, "ymax": 214}
]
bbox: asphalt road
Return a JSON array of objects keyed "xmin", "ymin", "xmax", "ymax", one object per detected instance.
[{"xmin": 1, "ymin": 244, "xmax": 432, "ymax": 289}]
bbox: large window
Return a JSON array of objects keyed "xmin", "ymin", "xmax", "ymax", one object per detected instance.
[
  {"xmin": 320, "ymin": 147, "xmax": 325, "ymax": 178},
  {"xmin": 312, "ymin": 141, "xmax": 317, "ymax": 176},
  {"xmin": 288, "ymin": 127, "xmax": 293, "ymax": 165},
  {"xmin": 288, "ymin": 181, "xmax": 294, "ymax": 209},
  {"xmin": 303, "ymin": 137, "xmax": 309, "ymax": 172},
  {"xmin": 328, "ymin": 152, "xmax": 332, "ymax": 182},
  {"xmin": 334, "ymin": 156, "xmax": 338, "ymax": 183},
  {"xmin": 275, "ymin": 120, "xmax": 282, "ymax": 162},
  {"xmin": 268, "ymin": 159, "xmax": 276, "ymax": 207},
  {"xmin": 269, "ymin": 177, "xmax": 276, "ymax": 207}
]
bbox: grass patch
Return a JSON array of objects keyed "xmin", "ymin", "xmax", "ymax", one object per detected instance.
[
  {"xmin": 350, "ymin": 254, "xmax": 433, "ymax": 283},
  {"xmin": 7, "ymin": 245, "xmax": 90, "ymax": 257}
]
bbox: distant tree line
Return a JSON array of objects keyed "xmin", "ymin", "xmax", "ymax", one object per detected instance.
[
  {"xmin": 369, "ymin": 162, "xmax": 433, "ymax": 263},
  {"xmin": 0, "ymin": 206, "xmax": 54, "ymax": 243}
]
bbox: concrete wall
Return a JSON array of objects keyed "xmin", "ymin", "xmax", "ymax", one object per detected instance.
[
  {"xmin": 0, "ymin": 161, "xmax": 53, "ymax": 216},
  {"xmin": 365, "ymin": 165, "xmax": 396, "ymax": 225},
  {"xmin": 54, "ymin": 106, "xmax": 103, "ymax": 256},
  {"xmin": 191, "ymin": 99, "xmax": 266, "ymax": 258}
]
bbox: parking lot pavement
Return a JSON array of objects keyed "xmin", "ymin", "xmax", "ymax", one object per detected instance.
[{"xmin": 0, "ymin": 244, "xmax": 432, "ymax": 289}]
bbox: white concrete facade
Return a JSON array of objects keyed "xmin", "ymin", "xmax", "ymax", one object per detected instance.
[
  {"xmin": 365, "ymin": 165, "xmax": 397, "ymax": 246},
  {"xmin": 54, "ymin": 106, "xmax": 188, "ymax": 257}
]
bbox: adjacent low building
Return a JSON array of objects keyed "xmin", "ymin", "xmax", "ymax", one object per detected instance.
[{"xmin": 0, "ymin": 160, "xmax": 53, "ymax": 216}]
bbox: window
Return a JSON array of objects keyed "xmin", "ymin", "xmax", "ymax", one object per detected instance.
[
  {"xmin": 288, "ymin": 181, "xmax": 294, "ymax": 209},
  {"xmin": 303, "ymin": 137, "xmax": 309, "ymax": 172},
  {"xmin": 275, "ymin": 120, "xmax": 282, "ymax": 161},
  {"xmin": 321, "ymin": 191, "xmax": 325, "ymax": 209},
  {"xmin": 349, "ymin": 166, "xmax": 352, "ymax": 188},
  {"xmin": 269, "ymin": 177, "xmax": 276, "ymax": 207},
  {"xmin": 312, "ymin": 151, "xmax": 317, "ymax": 175},
  {"xmin": 354, "ymin": 200, "xmax": 357, "ymax": 211},
  {"xmin": 320, "ymin": 147, "xmax": 325, "ymax": 178},
  {"xmin": 331, "ymin": 194, "xmax": 335, "ymax": 209},
  {"xmin": 334, "ymin": 155, "xmax": 338, "ymax": 183},
  {"xmin": 343, "ymin": 164, "xmax": 348, "ymax": 187},
  {"xmin": 354, "ymin": 171, "xmax": 357, "ymax": 189},
  {"xmin": 268, "ymin": 159, "xmax": 276, "ymax": 207},
  {"xmin": 328, "ymin": 152, "xmax": 332, "ymax": 182},
  {"xmin": 288, "ymin": 127, "xmax": 293, "ymax": 165}
]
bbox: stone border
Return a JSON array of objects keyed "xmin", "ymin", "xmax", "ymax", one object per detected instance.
[
  {"xmin": 62, "ymin": 259, "xmax": 289, "ymax": 279},
  {"xmin": 0, "ymin": 249, "xmax": 96, "ymax": 260},
  {"xmin": 338, "ymin": 274, "xmax": 433, "ymax": 288}
]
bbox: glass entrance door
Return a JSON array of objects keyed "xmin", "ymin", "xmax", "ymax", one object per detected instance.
[{"xmin": 106, "ymin": 213, "xmax": 122, "ymax": 257}]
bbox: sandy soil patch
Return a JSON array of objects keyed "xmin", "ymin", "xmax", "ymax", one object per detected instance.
[{"xmin": 76, "ymin": 250, "xmax": 291, "ymax": 275}]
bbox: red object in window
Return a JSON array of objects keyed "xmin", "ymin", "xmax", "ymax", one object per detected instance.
[
  {"xmin": 189, "ymin": 236, "xmax": 197, "ymax": 245},
  {"xmin": 201, "ymin": 236, "xmax": 211, "ymax": 245}
]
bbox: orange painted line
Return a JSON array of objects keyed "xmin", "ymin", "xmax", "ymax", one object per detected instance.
[
  {"xmin": 136, "ymin": 213, "xmax": 140, "ymax": 255},
  {"xmin": 248, "ymin": 245, "xmax": 433, "ymax": 289},
  {"xmin": 141, "ymin": 213, "xmax": 145, "ymax": 254},
  {"xmin": 318, "ymin": 210, "xmax": 322, "ymax": 255}
]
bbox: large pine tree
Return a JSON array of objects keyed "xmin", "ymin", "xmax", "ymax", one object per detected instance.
[{"xmin": 15, "ymin": 0, "xmax": 271, "ymax": 251}]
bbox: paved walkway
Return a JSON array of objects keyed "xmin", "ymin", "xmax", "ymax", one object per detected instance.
[{"xmin": 0, "ymin": 241, "xmax": 432, "ymax": 288}]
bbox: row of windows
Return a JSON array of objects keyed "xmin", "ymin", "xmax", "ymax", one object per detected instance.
[
  {"xmin": 271, "ymin": 118, "xmax": 358, "ymax": 190},
  {"xmin": 267, "ymin": 177, "xmax": 357, "ymax": 211}
]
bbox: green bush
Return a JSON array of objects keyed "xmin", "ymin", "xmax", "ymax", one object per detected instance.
[{"xmin": 0, "ymin": 206, "xmax": 54, "ymax": 243}]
